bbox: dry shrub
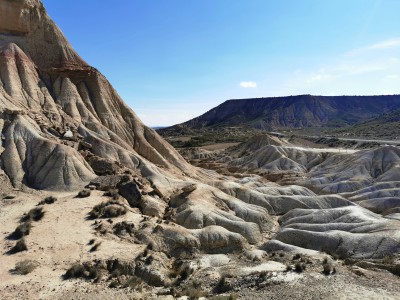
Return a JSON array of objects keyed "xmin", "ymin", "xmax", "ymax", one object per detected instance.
[
  {"xmin": 383, "ymin": 255, "xmax": 395, "ymax": 265},
  {"xmin": 64, "ymin": 264, "xmax": 85, "ymax": 279},
  {"xmin": 104, "ymin": 189, "xmax": 120, "ymax": 200},
  {"xmin": 9, "ymin": 238, "xmax": 28, "ymax": 254},
  {"xmin": 38, "ymin": 196, "xmax": 57, "ymax": 205},
  {"xmin": 122, "ymin": 276, "xmax": 144, "ymax": 290},
  {"xmin": 322, "ymin": 257, "xmax": 336, "ymax": 275},
  {"xmin": 113, "ymin": 221, "xmax": 135, "ymax": 236},
  {"xmin": 292, "ymin": 253, "xmax": 302, "ymax": 260},
  {"xmin": 64, "ymin": 263, "xmax": 99, "ymax": 280},
  {"xmin": 213, "ymin": 276, "xmax": 232, "ymax": 294},
  {"xmin": 89, "ymin": 201, "xmax": 127, "ymax": 219},
  {"xmin": 11, "ymin": 260, "xmax": 39, "ymax": 275},
  {"xmin": 294, "ymin": 262, "xmax": 306, "ymax": 273},
  {"xmin": 21, "ymin": 207, "xmax": 45, "ymax": 222},
  {"xmin": 179, "ymin": 280, "xmax": 207, "ymax": 299},
  {"xmin": 11, "ymin": 221, "xmax": 32, "ymax": 239},
  {"xmin": 77, "ymin": 189, "xmax": 91, "ymax": 198},
  {"xmin": 90, "ymin": 242, "xmax": 102, "ymax": 252}
]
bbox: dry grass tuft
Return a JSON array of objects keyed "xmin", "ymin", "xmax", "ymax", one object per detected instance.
[
  {"xmin": 21, "ymin": 207, "xmax": 45, "ymax": 222},
  {"xmin": 11, "ymin": 260, "xmax": 39, "ymax": 275},
  {"xmin": 38, "ymin": 196, "xmax": 57, "ymax": 205},
  {"xmin": 322, "ymin": 257, "xmax": 336, "ymax": 275},
  {"xmin": 10, "ymin": 221, "xmax": 32, "ymax": 239},
  {"xmin": 89, "ymin": 201, "xmax": 127, "ymax": 219},
  {"xmin": 90, "ymin": 242, "xmax": 102, "ymax": 252},
  {"xmin": 294, "ymin": 262, "xmax": 306, "ymax": 273},
  {"xmin": 77, "ymin": 189, "xmax": 91, "ymax": 198},
  {"xmin": 9, "ymin": 238, "xmax": 28, "ymax": 254}
]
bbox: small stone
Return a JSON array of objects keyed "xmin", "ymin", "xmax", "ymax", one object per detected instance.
[
  {"xmin": 182, "ymin": 184, "xmax": 197, "ymax": 193},
  {"xmin": 350, "ymin": 266, "xmax": 367, "ymax": 277},
  {"xmin": 80, "ymin": 141, "xmax": 92, "ymax": 149},
  {"xmin": 63, "ymin": 129, "xmax": 73, "ymax": 139}
]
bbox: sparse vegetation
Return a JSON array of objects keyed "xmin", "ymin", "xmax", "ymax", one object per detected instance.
[
  {"xmin": 90, "ymin": 241, "xmax": 102, "ymax": 252},
  {"xmin": 121, "ymin": 276, "xmax": 144, "ymax": 290},
  {"xmin": 9, "ymin": 238, "xmax": 28, "ymax": 254},
  {"xmin": 322, "ymin": 257, "xmax": 336, "ymax": 275},
  {"xmin": 21, "ymin": 206, "xmax": 45, "ymax": 222},
  {"xmin": 10, "ymin": 221, "xmax": 32, "ymax": 239},
  {"xmin": 213, "ymin": 276, "xmax": 232, "ymax": 294},
  {"xmin": 104, "ymin": 189, "xmax": 120, "ymax": 200},
  {"xmin": 89, "ymin": 200, "xmax": 127, "ymax": 219},
  {"xmin": 177, "ymin": 280, "xmax": 208, "ymax": 299},
  {"xmin": 294, "ymin": 262, "xmax": 306, "ymax": 273},
  {"xmin": 64, "ymin": 263, "xmax": 99, "ymax": 280},
  {"xmin": 11, "ymin": 260, "xmax": 39, "ymax": 275},
  {"xmin": 112, "ymin": 221, "xmax": 135, "ymax": 237},
  {"xmin": 77, "ymin": 189, "xmax": 91, "ymax": 198},
  {"xmin": 38, "ymin": 196, "xmax": 57, "ymax": 205},
  {"xmin": 64, "ymin": 264, "xmax": 86, "ymax": 279},
  {"xmin": 383, "ymin": 255, "xmax": 395, "ymax": 265}
]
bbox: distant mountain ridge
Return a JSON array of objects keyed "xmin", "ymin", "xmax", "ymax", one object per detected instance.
[
  {"xmin": 334, "ymin": 108, "xmax": 400, "ymax": 139},
  {"xmin": 160, "ymin": 94, "xmax": 400, "ymax": 134}
]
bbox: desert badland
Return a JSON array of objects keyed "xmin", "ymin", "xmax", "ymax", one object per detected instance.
[{"xmin": 0, "ymin": 1, "xmax": 399, "ymax": 299}]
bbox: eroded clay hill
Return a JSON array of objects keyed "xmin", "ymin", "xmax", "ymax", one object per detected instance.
[
  {"xmin": 0, "ymin": 0, "xmax": 193, "ymax": 191},
  {"xmin": 1, "ymin": 1, "xmax": 400, "ymax": 299}
]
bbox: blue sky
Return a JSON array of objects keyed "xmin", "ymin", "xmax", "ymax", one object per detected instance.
[{"xmin": 42, "ymin": 0, "xmax": 400, "ymax": 126}]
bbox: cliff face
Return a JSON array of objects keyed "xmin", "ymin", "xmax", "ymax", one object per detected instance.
[
  {"xmin": 162, "ymin": 94, "xmax": 400, "ymax": 132},
  {"xmin": 0, "ymin": 0, "xmax": 192, "ymax": 190},
  {"xmin": 0, "ymin": 0, "xmax": 86, "ymax": 70}
]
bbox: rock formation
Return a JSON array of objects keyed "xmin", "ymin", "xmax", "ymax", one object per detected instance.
[
  {"xmin": 1, "ymin": 1, "xmax": 400, "ymax": 299},
  {"xmin": 0, "ymin": 0, "xmax": 193, "ymax": 190},
  {"xmin": 159, "ymin": 94, "xmax": 400, "ymax": 133}
]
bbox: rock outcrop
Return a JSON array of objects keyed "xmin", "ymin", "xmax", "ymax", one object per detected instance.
[{"xmin": 0, "ymin": 0, "xmax": 193, "ymax": 190}]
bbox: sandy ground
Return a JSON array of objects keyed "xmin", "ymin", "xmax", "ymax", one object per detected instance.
[
  {"xmin": 1, "ymin": 190, "xmax": 400, "ymax": 299},
  {"xmin": 239, "ymin": 266, "xmax": 400, "ymax": 300},
  {"xmin": 0, "ymin": 190, "xmax": 144, "ymax": 300}
]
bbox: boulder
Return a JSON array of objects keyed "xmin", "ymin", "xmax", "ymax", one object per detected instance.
[{"xmin": 118, "ymin": 180, "xmax": 142, "ymax": 207}]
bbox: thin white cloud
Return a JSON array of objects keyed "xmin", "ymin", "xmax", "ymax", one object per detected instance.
[
  {"xmin": 382, "ymin": 74, "xmax": 399, "ymax": 81},
  {"xmin": 293, "ymin": 69, "xmax": 302, "ymax": 75},
  {"xmin": 346, "ymin": 38, "xmax": 400, "ymax": 55},
  {"xmin": 367, "ymin": 38, "xmax": 400, "ymax": 50},
  {"xmin": 307, "ymin": 73, "xmax": 331, "ymax": 83},
  {"xmin": 333, "ymin": 58, "xmax": 398, "ymax": 75},
  {"xmin": 284, "ymin": 38, "xmax": 400, "ymax": 95},
  {"xmin": 239, "ymin": 81, "xmax": 257, "ymax": 88}
]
